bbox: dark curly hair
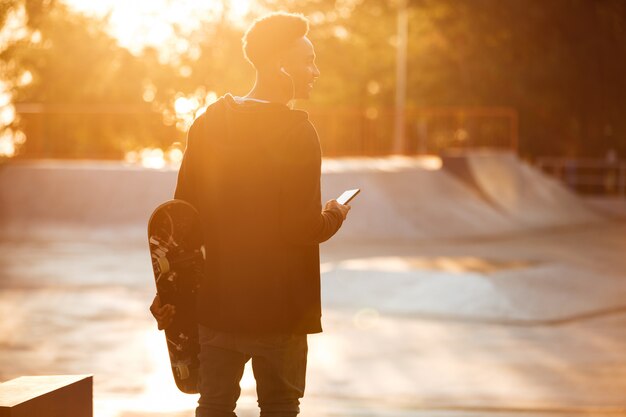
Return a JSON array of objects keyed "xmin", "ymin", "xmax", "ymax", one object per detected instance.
[{"xmin": 242, "ymin": 12, "xmax": 309, "ymax": 69}]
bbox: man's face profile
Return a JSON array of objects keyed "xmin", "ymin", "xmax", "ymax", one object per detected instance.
[{"xmin": 281, "ymin": 36, "xmax": 320, "ymax": 100}]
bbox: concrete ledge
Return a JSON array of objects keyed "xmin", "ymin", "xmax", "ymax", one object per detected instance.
[{"xmin": 0, "ymin": 375, "xmax": 92, "ymax": 417}]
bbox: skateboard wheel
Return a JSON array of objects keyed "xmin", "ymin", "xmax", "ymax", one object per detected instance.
[{"xmin": 157, "ymin": 256, "xmax": 170, "ymax": 273}]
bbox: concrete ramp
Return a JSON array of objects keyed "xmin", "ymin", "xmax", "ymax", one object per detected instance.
[
  {"xmin": 0, "ymin": 155, "xmax": 605, "ymax": 241},
  {"xmin": 321, "ymin": 157, "xmax": 520, "ymax": 241},
  {"xmin": 442, "ymin": 150, "xmax": 601, "ymax": 228},
  {"xmin": 0, "ymin": 160, "xmax": 175, "ymax": 237}
]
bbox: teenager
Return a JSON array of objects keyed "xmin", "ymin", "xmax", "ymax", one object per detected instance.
[{"xmin": 150, "ymin": 12, "xmax": 350, "ymax": 417}]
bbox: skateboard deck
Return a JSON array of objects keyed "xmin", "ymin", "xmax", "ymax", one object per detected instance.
[{"xmin": 148, "ymin": 199, "xmax": 205, "ymax": 394}]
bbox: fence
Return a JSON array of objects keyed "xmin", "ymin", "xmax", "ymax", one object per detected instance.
[
  {"xmin": 535, "ymin": 156, "xmax": 626, "ymax": 198},
  {"xmin": 307, "ymin": 105, "xmax": 518, "ymax": 156},
  {"xmin": 13, "ymin": 103, "xmax": 519, "ymax": 159}
]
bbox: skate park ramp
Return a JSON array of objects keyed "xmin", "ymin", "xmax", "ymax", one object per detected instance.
[
  {"xmin": 320, "ymin": 152, "xmax": 603, "ymax": 242},
  {"xmin": 0, "ymin": 153, "xmax": 606, "ymax": 241},
  {"xmin": 317, "ymin": 152, "xmax": 621, "ymax": 324},
  {"xmin": 0, "ymin": 159, "xmax": 176, "ymax": 239},
  {"xmin": 320, "ymin": 157, "xmax": 521, "ymax": 241},
  {"xmin": 441, "ymin": 150, "xmax": 601, "ymax": 228}
]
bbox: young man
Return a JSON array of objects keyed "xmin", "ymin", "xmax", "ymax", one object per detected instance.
[{"xmin": 150, "ymin": 12, "xmax": 351, "ymax": 417}]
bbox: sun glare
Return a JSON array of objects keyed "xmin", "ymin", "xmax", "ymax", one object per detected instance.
[
  {"xmin": 61, "ymin": 0, "xmax": 255, "ymax": 56},
  {"xmin": 0, "ymin": 6, "xmax": 28, "ymax": 50},
  {"xmin": 173, "ymin": 90, "xmax": 219, "ymax": 132},
  {"xmin": 230, "ymin": 0, "xmax": 253, "ymax": 19}
]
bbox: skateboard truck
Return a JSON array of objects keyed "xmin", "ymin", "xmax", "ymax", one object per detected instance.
[
  {"xmin": 157, "ymin": 256, "xmax": 170, "ymax": 273},
  {"xmin": 166, "ymin": 337, "xmax": 184, "ymax": 352}
]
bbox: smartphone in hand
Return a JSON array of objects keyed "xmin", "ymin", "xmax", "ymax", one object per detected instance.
[{"xmin": 336, "ymin": 188, "xmax": 360, "ymax": 205}]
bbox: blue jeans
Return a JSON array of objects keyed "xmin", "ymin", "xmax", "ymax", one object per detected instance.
[{"xmin": 196, "ymin": 324, "xmax": 308, "ymax": 417}]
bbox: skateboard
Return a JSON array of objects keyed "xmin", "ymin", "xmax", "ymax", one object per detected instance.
[{"xmin": 148, "ymin": 199, "xmax": 205, "ymax": 394}]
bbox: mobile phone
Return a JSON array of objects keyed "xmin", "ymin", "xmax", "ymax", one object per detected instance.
[{"xmin": 336, "ymin": 188, "xmax": 360, "ymax": 205}]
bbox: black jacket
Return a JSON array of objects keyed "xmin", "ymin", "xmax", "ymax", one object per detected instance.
[{"xmin": 174, "ymin": 93, "xmax": 343, "ymax": 334}]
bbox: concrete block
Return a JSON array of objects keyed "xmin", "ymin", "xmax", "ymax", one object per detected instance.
[{"xmin": 0, "ymin": 375, "xmax": 93, "ymax": 417}]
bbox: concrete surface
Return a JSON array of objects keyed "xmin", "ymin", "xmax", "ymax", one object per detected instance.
[
  {"xmin": 442, "ymin": 151, "xmax": 600, "ymax": 228},
  {"xmin": 0, "ymin": 156, "xmax": 625, "ymax": 417},
  {"xmin": 584, "ymin": 196, "xmax": 626, "ymax": 220},
  {"xmin": 0, "ymin": 153, "xmax": 604, "ymax": 241},
  {"xmin": 0, "ymin": 375, "xmax": 93, "ymax": 417}
]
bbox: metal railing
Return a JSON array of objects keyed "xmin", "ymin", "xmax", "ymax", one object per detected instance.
[
  {"xmin": 306, "ymin": 105, "xmax": 518, "ymax": 156},
  {"xmin": 12, "ymin": 103, "xmax": 519, "ymax": 158},
  {"xmin": 535, "ymin": 156, "xmax": 626, "ymax": 198}
]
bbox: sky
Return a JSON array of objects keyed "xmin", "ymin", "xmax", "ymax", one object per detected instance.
[{"xmin": 61, "ymin": 0, "xmax": 255, "ymax": 54}]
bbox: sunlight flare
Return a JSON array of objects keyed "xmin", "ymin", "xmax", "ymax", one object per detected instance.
[{"xmin": 61, "ymin": 0, "xmax": 256, "ymax": 56}]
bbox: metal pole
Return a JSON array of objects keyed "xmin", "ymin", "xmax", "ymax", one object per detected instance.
[
  {"xmin": 392, "ymin": 0, "xmax": 408, "ymax": 154},
  {"xmin": 619, "ymin": 162, "xmax": 626, "ymax": 199},
  {"xmin": 510, "ymin": 110, "xmax": 519, "ymax": 154}
]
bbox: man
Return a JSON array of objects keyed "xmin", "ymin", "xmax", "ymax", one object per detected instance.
[{"xmin": 150, "ymin": 11, "xmax": 351, "ymax": 417}]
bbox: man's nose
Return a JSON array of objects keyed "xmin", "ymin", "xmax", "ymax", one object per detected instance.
[{"xmin": 313, "ymin": 65, "xmax": 321, "ymax": 78}]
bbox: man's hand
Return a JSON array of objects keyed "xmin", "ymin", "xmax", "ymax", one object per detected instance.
[
  {"xmin": 149, "ymin": 294, "xmax": 176, "ymax": 330},
  {"xmin": 324, "ymin": 199, "xmax": 351, "ymax": 220}
]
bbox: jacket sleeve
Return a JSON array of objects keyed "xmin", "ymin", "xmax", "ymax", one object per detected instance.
[
  {"xmin": 279, "ymin": 121, "xmax": 344, "ymax": 245},
  {"xmin": 174, "ymin": 119, "xmax": 201, "ymax": 208}
]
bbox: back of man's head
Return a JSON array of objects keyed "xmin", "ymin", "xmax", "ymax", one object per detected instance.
[{"xmin": 242, "ymin": 12, "xmax": 309, "ymax": 69}]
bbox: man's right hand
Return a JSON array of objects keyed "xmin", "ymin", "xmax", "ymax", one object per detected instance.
[
  {"xmin": 149, "ymin": 294, "xmax": 176, "ymax": 330},
  {"xmin": 324, "ymin": 199, "xmax": 351, "ymax": 220}
]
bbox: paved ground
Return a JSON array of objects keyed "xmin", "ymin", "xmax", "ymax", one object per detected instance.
[
  {"xmin": 1, "ymin": 156, "xmax": 624, "ymax": 416},
  {"xmin": 1, "ymin": 221, "xmax": 625, "ymax": 417}
]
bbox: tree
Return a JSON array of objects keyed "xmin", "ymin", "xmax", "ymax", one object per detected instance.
[
  {"xmin": 2, "ymin": 0, "xmax": 625, "ymax": 159},
  {"xmin": 1, "ymin": 0, "xmax": 178, "ymax": 159}
]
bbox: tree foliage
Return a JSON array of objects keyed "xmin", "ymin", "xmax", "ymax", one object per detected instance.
[{"xmin": 0, "ymin": 0, "xmax": 625, "ymax": 159}]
